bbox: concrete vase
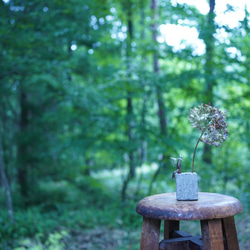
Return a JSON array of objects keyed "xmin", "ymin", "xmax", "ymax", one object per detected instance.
[{"xmin": 175, "ymin": 172, "xmax": 198, "ymax": 201}]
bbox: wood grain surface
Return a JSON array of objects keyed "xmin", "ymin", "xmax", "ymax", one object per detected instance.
[{"xmin": 136, "ymin": 192, "xmax": 243, "ymax": 220}]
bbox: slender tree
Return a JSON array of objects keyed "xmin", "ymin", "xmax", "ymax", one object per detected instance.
[
  {"xmin": 0, "ymin": 122, "xmax": 14, "ymax": 224},
  {"xmin": 17, "ymin": 89, "xmax": 30, "ymax": 202},
  {"xmin": 147, "ymin": 0, "xmax": 169, "ymax": 195},
  {"xmin": 202, "ymin": 0, "xmax": 216, "ymax": 164},
  {"xmin": 139, "ymin": 0, "xmax": 148, "ymax": 165},
  {"xmin": 121, "ymin": 0, "xmax": 136, "ymax": 201},
  {"xmin": 151, "ymin": 0, "xmax": 167, "ymax": 136}
]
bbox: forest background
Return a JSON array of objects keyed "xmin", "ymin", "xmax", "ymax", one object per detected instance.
[{"xmin": 1, "ymin": 0, "xmax": 250, "ymax": 249}]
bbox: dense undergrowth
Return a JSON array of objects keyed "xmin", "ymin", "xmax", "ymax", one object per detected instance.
[
  {"xmin": 0, "ymin": 173, "xmax": 143, "ymax": 249},
  {"xmin": 0, "ymin": 167, "xmax": 249, "ymax": 249}
]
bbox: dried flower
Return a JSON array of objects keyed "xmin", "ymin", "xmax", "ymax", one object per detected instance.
[{"xmin": 189, "ymin": 103, "xmax": 228, "ymax": 172}]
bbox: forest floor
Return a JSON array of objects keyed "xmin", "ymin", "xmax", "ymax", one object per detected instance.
[
  {"xmin": 5, "ymin": 204, "xmax": 250, "ymax": 250},
  {"xmin": 2, "ymin": 174, "xmax": 250, "ymax": 249},
  {"xmin": 63, "ymin": 226, "xmax": 141, "ymax": 250},
  {"xmin": 62, "ymin": 214, "xmax": 250, "ymax": 250},
  {"xmin": 12, "ymin": 220, "xmax": 250, "ymax": 250},
  {"xmin": 61, "ymin": 215, "xmax": 250, "ymax": 250}
]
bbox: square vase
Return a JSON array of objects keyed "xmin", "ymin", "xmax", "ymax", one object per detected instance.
[{"xmin": 175, "ymin": 172, "xmax": 198, "ymax": 201}]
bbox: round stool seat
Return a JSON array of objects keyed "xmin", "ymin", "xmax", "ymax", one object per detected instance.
[{"xmin": 136, "ymin": 192, "xmax": 243, "ymax": 221}]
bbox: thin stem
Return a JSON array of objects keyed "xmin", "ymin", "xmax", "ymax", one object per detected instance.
[{"xmin": 192, "ymin": 131, "xmax": 205, "ymax": 173}]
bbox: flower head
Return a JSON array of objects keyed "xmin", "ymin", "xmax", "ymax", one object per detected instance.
[
  {"xmin": 189, "ymin": 103, "xmax": 228, "ymax": 172},
  {"xmin": 189, "ymin": 103, "xmax": 228, "ymax": 147}
]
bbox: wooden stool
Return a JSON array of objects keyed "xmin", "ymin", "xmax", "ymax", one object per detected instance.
[{"xmin": 136, "ymin": 192, "xmax": 243, "ymax": 250}]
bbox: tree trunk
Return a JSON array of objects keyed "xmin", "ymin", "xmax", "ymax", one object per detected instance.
[
  {"xmin": 151, "ymin": 0, "xmax": 167, "ymax": 136},
  {"xmin": 0, "ymin": 125, "xmax": 14, "ymax": 224},
  {"xmin": 126, "ymin": 0, "xmax": 136, "ymax": 179},
  {"xmin": 121, "ymin": 0, "xmax": 136, "ymax": 201},
  {"xmin": 202, "ymin": 0, "xmax": 216, "ymax": 164},
  {"xmin": 17, "ymin": 91, "xmax": 29, "ymax": 202},
  {"xmin": 148, "ymin": 0, "xmax": 168, "ymax": 191},
  {"xmin": 139, "ymin": 0, "xmax": 148, "ymax": 165}
]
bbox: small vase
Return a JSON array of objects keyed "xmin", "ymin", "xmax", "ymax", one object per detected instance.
[{"xmin": 175, "ymin": 172, "xmax": 198, "ymax": 201}]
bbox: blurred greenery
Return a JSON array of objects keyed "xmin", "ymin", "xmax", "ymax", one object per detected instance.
[{"xmin": 0, "ymin": 0, "xmax": 250, "ymax": 249}]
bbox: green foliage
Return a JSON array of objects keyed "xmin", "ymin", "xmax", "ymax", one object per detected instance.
[
  {"xmin": 0, "ymin": 0, "xmax": 250, "ymax": 248},
  {"xmin": 0, "ymin": 175, "xmax": 143, "ymax": 248}
]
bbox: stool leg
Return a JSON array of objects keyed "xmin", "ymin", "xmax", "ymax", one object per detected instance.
[
  {"xmin": 140, "ymin": 217, "xmax": 161, "ymax": 250},
  {"xmin": 222, "ymin": 216, "xmax": 239, "ymax": 250},
  {"xmin": 201, "ymin": 219, "xmax": 224, "ymax": 250},
  {"xmin": 164, "ymin": 220, "xmax": 179, "ymax": 239}
]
